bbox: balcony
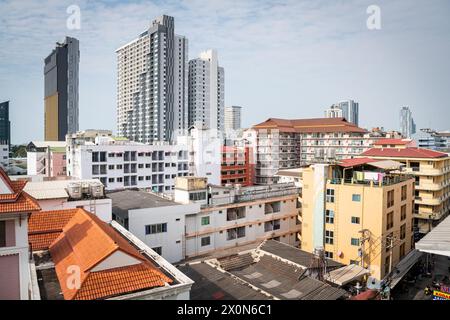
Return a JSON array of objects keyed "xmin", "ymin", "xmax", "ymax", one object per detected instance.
[{"xmin": 328, "ymin": 175, "xmax": 412, "ymax": 188}]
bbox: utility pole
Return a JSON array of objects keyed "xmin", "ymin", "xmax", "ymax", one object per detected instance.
[
  {"xmin": 387, "ymin": 234, "xmax": 395, "ymax": 275},
  {"xmin": 359, "ymin": 229, "xmax": 370, "ymax": 269}
]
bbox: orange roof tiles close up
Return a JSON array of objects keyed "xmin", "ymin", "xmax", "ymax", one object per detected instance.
[
  {"xmin": 0, "ymin": 168, "xmax": 41, "ymax": 214},
  {"xmin": 253, "ymin": 117, "xmax": 367, "ymax": 133},
  {"xmin": 29, "ymin": 208, "xmax": 173, "ymax": 300},
  {"xmin": 28, "ymin": 209, "xmax": 78, "ymax": 251}
]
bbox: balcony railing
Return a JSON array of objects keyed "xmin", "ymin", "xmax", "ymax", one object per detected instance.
[{"xmin": 328, "ymin": 175, "xmax": 412, "ymax": 187}]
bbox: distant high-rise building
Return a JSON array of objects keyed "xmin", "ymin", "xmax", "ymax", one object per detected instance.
[
  {"xmin": 324, "ymin": 100, "xmax": 359, "ymax": 126},
  {"xmin": 0, "ymin": 101, "xmax": 11, "ymax": 145},
  {"xmin": 324, "ymin": 105, "xmax": 343, "ymax": 119},
  {"xmin": 116, "ymin": 15, "xmax": 188, "ymax": 143},
  {"xmin": 400, "ymin": 107, "xmax": 416, "ymax": 138},
  {"xmin": 44, "ymin": 36, "xmax": 79, "ymax": 141},
  {"xmin": 188, "ymin": 49, "xmax": 224, "ymax": 133},
  {"xmin": 224, "ymin": 106, "xmax": 242, "ymax": 131}
]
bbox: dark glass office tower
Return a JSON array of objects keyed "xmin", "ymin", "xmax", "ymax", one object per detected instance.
[
  {"xmin": 0, "ymin": 101, "xmax": 10, "ymax": 146},
  {"xmin": 44, "ymin": 36, "xmax": 79, "ymax": 141}
]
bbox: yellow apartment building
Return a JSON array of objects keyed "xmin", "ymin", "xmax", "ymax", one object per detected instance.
[
  {"xmin": 360, "ymin": 139, "xmax": 450, "ymax": 235},
  {"xmin": 301, "ymin": 159, "xmax": 415, "ymax": 280}
]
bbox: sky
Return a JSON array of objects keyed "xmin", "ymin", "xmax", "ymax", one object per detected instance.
[{"xmin": 0, "ymin": 0, "xmax": 450, "ymax": 144}]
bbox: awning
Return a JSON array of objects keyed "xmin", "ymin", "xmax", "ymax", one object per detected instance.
[
  {"xmin": 325, "ymin": 264, "xmax": 371, "ymax": 286},
  {"xmin": 386, "ymin": 249, "xmax": 423, "ymax": 289},
  {"xmin": 368, "ymin": 160, "xmax": 404, "ymax": 171},
  {"xmin": 416, "ymin": 215, "xmax": 450, "ymax": 257}
]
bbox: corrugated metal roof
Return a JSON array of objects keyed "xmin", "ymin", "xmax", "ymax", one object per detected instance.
[
  {"xmin": 416, "ymin": 215, "xmax": 450, "ymax": 257},
  {"xmin": 23, "ymin": 179, "xmax": 102, "ymax": 200},
  {"xmin": 324, "ymin": 264, "xmax": 371, "ymax": 286},
  {"xmin": 30, "ymin": 141, "xmax": 67, "ymax": 148}
]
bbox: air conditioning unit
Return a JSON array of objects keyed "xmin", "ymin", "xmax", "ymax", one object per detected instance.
[
  {"xmin": 67, "ymin": 182, "xmax": 82, "ymax": 200},
  {"xmin": 90, "ymin": 182, "xmax": 104, "ymax": 198}
]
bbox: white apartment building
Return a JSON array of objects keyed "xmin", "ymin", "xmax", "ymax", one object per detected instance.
[
  {"xmin": 116, "ymin": 15, "xmax": 189, "ymax": 143},
  {"xmin": 253, "ymin": 118, "xmax": 382, "ymax": 184},
  {"xmin": 188, "ymin": 49, "xmax": 225, "ymax": 133},
  {"xmin": 22, "ymin": 178, "xmax": 112, "ymax": 222},
  {"xmin": 110, "ymin": 177, "xmax": 300, "ymax": 263},
  {"xmin": 324, "ymin": 105, "xmax": 343, "ymax": 119},
  {"xmin": 66, "ymin": 131, "xmax": 190, "ymax": 193},
  {"xmin": 224, "ymin": 105, "xmax": 242, "ymax": 131},
  {"xmin": 177, "ymin": 126, "xmax": 222, "ymax": 185}
]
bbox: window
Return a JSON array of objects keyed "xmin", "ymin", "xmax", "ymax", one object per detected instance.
[
  {"xmin": 189, "ymin": 192, "xmax": 206, "ymax": 201},
  {"xmin": 387, "ymin": 190, "xmax": 395, "ymax": 208},
  {"xmin": 108, "ymin": 178, "xmax": 114, "ymax": 183},
  {"xmin": 201, "ymin": 216, "xmax": 210, "ymax": 226},
  {"xmin": 399, "ymin": 243, "xmax": 406, "ymax": 259},
  {"xmin": 400, "ymin": 223, "xmax": 406, "ymax": 240},
  {"xmin": 325, "ymin": 230, "xmax": 334, "ymax": 245},
  {"xmin": 325, "ymin": 210, "xmax": 334, "ymax": 224},
  {"xmin": 201, "ymin": 236, "xmax": 211, "ymax": 247},
  {"xmin": 152, "ymin": 247, "xmax": 162, "ymax": 255},
  {"xmin": 401, "ymin": 205, "xmax": 407, "ymax": 221},
  {"xmin": 352, "ymin": 194, "xmax": 361, "ymax": 202},
  {"xmin": 386, "ymin": 212, "xmax": 394, "ymax": 230},
  {"xmin": 325, "ymin": 251, "xmax": 333, "ymax": 259},
  {"xmin": 351, "ymin": 238, "xmax": 360, "ymax": 246},
  {"xmin": 350, "ymin": 260, "xmax": 359, "ymax": 265},
  {"xmin": 0, "ymin": 221, "xmax": 5, "ymax": 247},
  {"xmin": 351, "ymin": 216, "xmax": 360, "ymax": 224},
  {"xmin": 326, "ymin": 189, "xmax": 335, "ymax": 203},
  {"xmin": 145, "ymin": 223, "xmax": 167, "ymax": 235},
  {"xmin": 401, "ymin": 185, "xmax": 407, "ymax": 201}
]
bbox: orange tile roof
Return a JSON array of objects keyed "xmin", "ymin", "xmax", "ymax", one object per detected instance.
[
  {"xmin": 373, "ymin": 139, "xmax": 412, "ymax": 146},
  {"xmin": 28, "ymin": 209, "xmax": 78, "ymax": 234},
  {"xmin": 29, "ymin": 232, "xmax": 62, "ymax": 251},
  {"xmin": 70, "ymin": 263, "xmax": 171, "ymax": 300},
  {"xmin": 0, "ymin": 168, "xmax": 41, "ymax": 214},
  {"xmin": 29, "ymin": 208, "xmax": 174, "ymax": 300},
  {"xmin": 253, "ymin": 117, "xmax": 367, "ymax": 133},
  {"xmin": 28, "ymin": 209, "xmax": 78, "ymax": 251}
]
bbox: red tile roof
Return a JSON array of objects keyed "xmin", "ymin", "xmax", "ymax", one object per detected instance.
[
  {"xmin": 28, "ymin": 208, "xmax": 173, "ymax": 300},
  {"xmin": 0, "ymin": 168, "xmax": 41, "ymax": 214},
  {"xmin": 361, "ymin": 147, "xmax": 448, "ymax": 159},
  {"xmin": 373, "ymin": 139, "xmax": 412, "ymax": 146},
  {"xmin": 253, "ymin": 117, "xmax": 367, "ymax": 133},
  {"xmin": 338, "ymin": 158, "xmax": 377, "ymax": 168}
]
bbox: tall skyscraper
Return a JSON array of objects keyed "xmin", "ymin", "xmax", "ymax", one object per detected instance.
[
  {"xmin": 324, "ymin": 100, "xmax": 359, "ymax": 126},
  {"xmin": 44, "ymin": 36, "xmax": 80, "ymax": 141},
  {"xmin": 0, "ymin": 101, "xmax": 11, "ymax": 145},
  {"xmin": 400, "ymin": 106, "xmax": 416, "ymax": 138},
  {"xmin": 225, "ymin": 106, "xmax": 242, "ymax": 131},
  {"xmin": 188, "ymin": 49, "xmax": 224, "ymax": 132},
  {"xmin": 116, "ymin": 15, "xmax": 188, "ymax": 143}
]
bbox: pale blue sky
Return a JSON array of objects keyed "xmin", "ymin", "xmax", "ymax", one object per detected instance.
[{"xmin": 1, "ymin": 0, "xmax": 449, "ymax": 144}]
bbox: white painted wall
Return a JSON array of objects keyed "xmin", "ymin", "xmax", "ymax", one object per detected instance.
[
  {"xmin": 127, "ymin": 202, "xmax": 201, "ymax": 263},
  {"xmin": 36, "ymin": 198, "xmax": 112, "ymax": 222}
]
